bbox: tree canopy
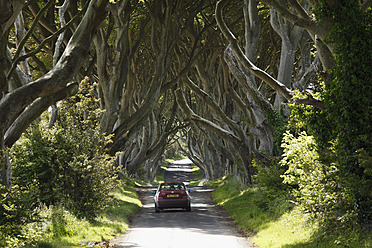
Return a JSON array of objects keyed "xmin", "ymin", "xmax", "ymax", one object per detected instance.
[{"xmin": 0, "ymin": 0, "xmax": 371, "ymax": 243}]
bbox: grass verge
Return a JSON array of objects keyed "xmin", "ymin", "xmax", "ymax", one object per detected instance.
[
  {"xmin": 23, "ymin": 178, "xmax": 142, "ymax": 248},
  {"xmin": 152, "ymin": 159, "xmax": 172, "ymax": 185},
  {"xmin": 209, "ymin": 176, "xmax": 372, "ymax": 248},
  {"xmin": 189, "ymin": 164, "xmax": 204, "ymax": 186}
]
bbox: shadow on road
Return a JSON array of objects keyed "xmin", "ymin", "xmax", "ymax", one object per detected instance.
[{"xmin": 110, "ymin": 160, "xmax": 257, "ymax": 248}]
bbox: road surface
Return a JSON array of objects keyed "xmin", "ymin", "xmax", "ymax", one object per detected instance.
[{"xmin": 110, "ymin": 160, "xmax": 257, "ymax": 248}]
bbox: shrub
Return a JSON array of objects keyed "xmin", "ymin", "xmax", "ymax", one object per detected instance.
[
  {"xmin": 11, "ymin": 79, "xmax": 116, "ymax": 219},
  {"xmin": 0, "ymin": 185, "xmax": 41, "ymax": 247},
  {"xmin": 252, "ymin": 158, "xmax": 289, "ymax": 193},
  {"xmin": 280, "ymin": 131, "xmax": 340, "ymax": 221}
]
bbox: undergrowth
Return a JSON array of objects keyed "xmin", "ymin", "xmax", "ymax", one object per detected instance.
[
  {"xmin": 13, "ymin": 178, "xmax": 142, "ymax": 248},
  {"xmin": 152, "ymin": 159, "xmax": 173, "ymax": 184},
  {"xmin": 189, "ymin": 164, "xmax": 204, "ymax": 186}
]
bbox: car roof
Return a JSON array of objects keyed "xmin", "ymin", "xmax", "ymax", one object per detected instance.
[{"xmin": 160, "ymin": 182, "xmax": 184, "ymax": 184}]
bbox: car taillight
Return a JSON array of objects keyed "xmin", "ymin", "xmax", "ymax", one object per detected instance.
[{"xmin": 158, "ymin": 192, "xmax": 165, "ymax": 198}]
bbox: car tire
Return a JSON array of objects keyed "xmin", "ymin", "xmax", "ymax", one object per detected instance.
[{"xmin": 155, "ymin": 204, "xmax": 160, "ymax": 213}]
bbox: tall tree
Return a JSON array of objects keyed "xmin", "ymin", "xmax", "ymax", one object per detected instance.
[
  {"xmin": 0, "ymin": 0, "xmax": 109, "ymax": 187},
  {"xmin": 258, "ymin": 0, "xmax": 372, "ymax": 226}
]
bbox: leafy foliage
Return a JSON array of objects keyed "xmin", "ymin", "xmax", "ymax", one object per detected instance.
[
  {"xmin": 0, "ymin": 185, "xmax": 40, "ymax": 248},
  {"xmin": 267, "ymin": 109, "xmax": 288, "ymax": 156},
  {"xmin": 252, "ymin": 158, "xmax": 288, "ymax": 193},
  {"xmin": 11, "ymin": 78, "xmax": 116, "ymax": 219},
  {"xmin": 280, "ymin": 132, "xmax": 340, "ymax": 220},
  {"xmin": 312, "ymin": 0, "xmax": 372, "ymax": 226}
]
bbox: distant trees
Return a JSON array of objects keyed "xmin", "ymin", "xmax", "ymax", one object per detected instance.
[{"xmin": 93, "ymin": 0, "xmax": 207, "ymax": 177}]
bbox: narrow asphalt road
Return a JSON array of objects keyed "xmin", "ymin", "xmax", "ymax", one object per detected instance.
[{"xmin": 111, "ymin": 159, "xmax": 257, "ymax": 248}]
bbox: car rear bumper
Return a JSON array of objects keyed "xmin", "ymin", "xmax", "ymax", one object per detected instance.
[{"xmin": 156, "ymin": 199, "xmax": 190, "ymax": 208}]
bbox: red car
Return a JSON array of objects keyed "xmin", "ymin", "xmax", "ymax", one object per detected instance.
[{"xmin": 153, "ymin": 182, "xmax": 192, "ymax": 213}]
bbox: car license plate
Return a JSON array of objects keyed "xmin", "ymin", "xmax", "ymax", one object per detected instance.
[{"xmin": 167, "ymin": 194, "xmax": 179, "ymax": 198}]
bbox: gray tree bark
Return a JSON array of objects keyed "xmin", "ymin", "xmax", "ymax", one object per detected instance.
[{"xmin": 270, "ymin": 7, "xmax": 304, "ymax": 114}]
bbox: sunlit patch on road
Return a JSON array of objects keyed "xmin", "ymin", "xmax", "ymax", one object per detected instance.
[
  {"xmin": 110, "ymin": 158, "xmax": 257, "ymax": 248},
  {"xmin": 169, "ymin": 158, "xmax": 192, "ymax": 165},
  {"xmin": 166, "ymin": 165, "xmax": 193, "ymax": 172},
  {"xmin": 117, "ymin": 226, "xmax": 249, "ymax": 248}
]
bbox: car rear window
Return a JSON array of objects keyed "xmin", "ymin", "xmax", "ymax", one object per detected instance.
[{"xmin": 160, "ymin": 184, "xmax": 185, "ymax": 190}]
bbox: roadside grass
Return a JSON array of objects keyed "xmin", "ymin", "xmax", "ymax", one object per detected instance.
[
  {"xmin": 208, "ymin": 176, "xmax": 372, "ymax": 248},
  {"xmin": 32, "ymin": 156, "xmax": 193, "ymax": 247},
  {"xmin": 25, "ymin": 178, "xmax": 142, "ymax": 248},
  {"xmin": 189, "ymin": 164, "xmax": 204, "ymax": 186},
  {"xmin": 152, "ymin": 159, "xmax": 170, "ymax": 185}
]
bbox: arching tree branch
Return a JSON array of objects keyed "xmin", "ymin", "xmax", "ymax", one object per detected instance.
[{"xmin": 215, "ymin": 0, "xmax": 293, "ymax": 101}]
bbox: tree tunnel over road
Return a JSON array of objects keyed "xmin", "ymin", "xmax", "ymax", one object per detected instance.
[{"xmin": 111, "ymin": 159, "xmax": 257, "ymax": 248}]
